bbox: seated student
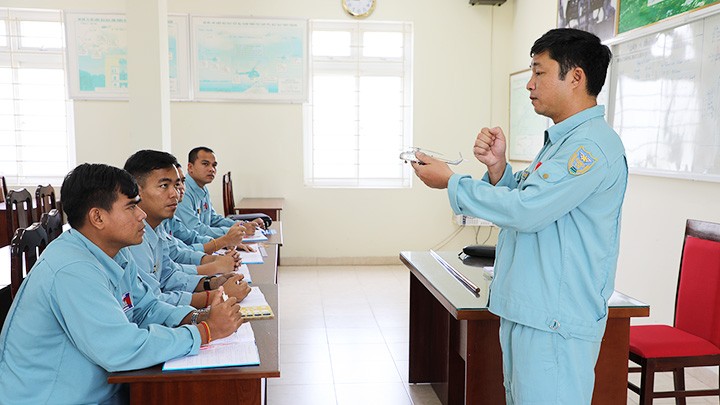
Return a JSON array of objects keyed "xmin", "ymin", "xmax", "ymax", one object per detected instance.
[
  {"xmin": 177, "ymin": 146, "xmax": 264, "ymax": 239},
  {"xmin": 166, "ymin": 163, "xmax": 254, "ymax": 269},
  {"xmin": 123, "ymin": 150, "xmax": 251, "ymax": 309},
  {"xmin": 0, "ymin": 163, "xmax": 244, "ymax": 404}
]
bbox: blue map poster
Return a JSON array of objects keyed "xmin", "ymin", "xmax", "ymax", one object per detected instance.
[
  {"xmin": 191, "ymin": 17, "xmax": 307, "ymax": 102},
  {"xmin": 65, "ymin": 13, "xmax": 190, "ymax": 100},
  {"xmin": 66, "ymin": 14, "xmax": 128, "ymax": 98}
]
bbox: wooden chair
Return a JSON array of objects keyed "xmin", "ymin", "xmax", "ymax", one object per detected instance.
[
  {"xmin": 222, "ymin": 172, "xmax": 271, "ymax": 227},
  {"xmin": 5, "ymin": 189, "xmax": 33, "ymax": 247},
  {"xmin": 35, "ymin": 184, "xmax": 61, "ymax": 223},
  {"xmin": 40, "ymin": 208, "xmax": 62, "ymax": 243},
  {"xmin": 628, "ymin": 219, "xmax": 720, "ymax": 404},
  {"xmin": 0, "ymin": 174, "xmax": 7, "ymax": 203},
  {"xmin": 10, "ymin": 222, "xmax": 47, "ymax": 298},
  {"xmin": 222, "ymin": 171, "xmax": 238, "ymax": 217}
]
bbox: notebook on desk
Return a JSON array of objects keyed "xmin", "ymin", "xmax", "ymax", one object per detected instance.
[
  {"xmin": 162, "ymin": 323, "xmax": 260, "ymax": 371},
  {"xmin": 239, "ymin": 286, "xmax": 275, "ymax": 320}
]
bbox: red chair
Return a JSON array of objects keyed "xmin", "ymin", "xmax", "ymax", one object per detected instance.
[
  {"xmin": 628, "ymin": 219, "xmax": 720, "ymax": 404},
  {"xmin": 10, "ymin": 222, "xmax": 48, "ymax": 298}
]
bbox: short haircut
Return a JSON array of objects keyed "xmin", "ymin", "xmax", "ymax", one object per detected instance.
[
  {"xmin": 61, "ymin": 163, "xmax": 138, "ymax": 229},
  {"xmin": 530, "ymin": 28, "xmax": 611, "ymax": 97},
  {"xmin": 188, "ymin": 146, "xmax": 215, "ymax": 164},
  {"xmin": 123, "ymin": 150, "xmax": 179, "ymax": 186}
]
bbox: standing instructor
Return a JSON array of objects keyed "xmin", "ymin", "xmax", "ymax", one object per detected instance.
[{"xmin": 413, "ymin": 28, "xmax": 628, "ymax": 404}]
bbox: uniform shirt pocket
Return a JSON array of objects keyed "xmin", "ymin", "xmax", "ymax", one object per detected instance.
[{"xmin": 535, "ymin": 160, "xmax": 570, "ymax": 184}]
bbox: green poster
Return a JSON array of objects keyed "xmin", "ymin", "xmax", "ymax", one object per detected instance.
[{"xmin": 619, "ymin": 0, "xmax": 720, "ymax": 33}]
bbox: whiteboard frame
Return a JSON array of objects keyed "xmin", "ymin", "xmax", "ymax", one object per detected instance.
[{"xmin": 605, "ymin": 3, "xmax": 720, "ymax": 182}]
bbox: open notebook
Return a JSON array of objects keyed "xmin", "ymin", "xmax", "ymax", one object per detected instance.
[{"xmin": 162, "ymin": 322, "xmax": 260, "ymax": 371}]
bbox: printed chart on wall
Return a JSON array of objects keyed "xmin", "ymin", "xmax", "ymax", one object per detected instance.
[
  {"xmin": 508, "ymin": 69, "xmax": 551, "ymax": 162},
  {"xmin": 65, "ymin": 13, "xmax": 190, "ymax": 100},
  {"xmin": 191, "ymin": 17, "xmax": 307, "ymax": 102},
  {"xmin": 611, "ymin": 11, "xmax": 720, "ymax": 181},
  {"xmin": 619, "ymin": 0, "xmax": 720, "ymax": 34}
]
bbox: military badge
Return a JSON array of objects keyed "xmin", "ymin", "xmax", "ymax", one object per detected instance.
[{"xmin": 568, "ymin": 147, "xmax": 596, "ymax": 175}]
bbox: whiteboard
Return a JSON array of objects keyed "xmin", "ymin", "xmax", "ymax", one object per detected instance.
[
  {"xmin": 508, "ymin": 69, "xmax": 551, "ymax": 162},
  {"xmin": 610, "ymin": 10, "xmax": 720, "ymax": 181}
]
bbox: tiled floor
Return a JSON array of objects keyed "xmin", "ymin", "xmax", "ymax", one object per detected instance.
[{"xmin": 269, "ymin": 264, "xmax": 719, "ymax": 405}]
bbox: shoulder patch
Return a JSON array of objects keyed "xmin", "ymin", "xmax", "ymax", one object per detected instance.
[{"xmin": 568, "ymin": 147, "xmax": 597, "ymax": 175}]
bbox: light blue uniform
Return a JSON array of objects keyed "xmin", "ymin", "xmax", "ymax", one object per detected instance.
[
  {"xmin": 165, "ymin": 214, "xmax": 212, "ymax": 252},
  {"xmin": 447, "ymin": 106, "xmax": 627, "ymax": 404},
  {"xmin": 177, "ymin": 176, "xmax": 234, "ymax": 238},
  {"xmin": 0, "ymin": 230, "xmax": 200, "ymax": 404},
  {"xmin": 163, "ymin": 218, "xmax": 206, "ymax": 266},
  {"xmin": 126, "ymin": 221, "xmax": 204, "ymax": 306}
]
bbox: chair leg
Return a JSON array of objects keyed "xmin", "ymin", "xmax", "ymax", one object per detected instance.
[
  {"xmin": 673, "ymin": 368, "xmax": 686, "ymax": 405},
  {"xmin": 639, "ymin": 362, "xmax": 656, "ymax": 405}
]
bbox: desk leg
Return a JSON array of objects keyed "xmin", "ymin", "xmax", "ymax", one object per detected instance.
[
  {"xmin": 460, "ymin": 319, "xmax": 505, "ymax": 404},
  {"xmin": 128, "ymin": 379, "xmax": 261, "ymax": 405},
  {"xmin": 409, "ymin": 273, "xmax": 450, "ymax": 402},
  {"xmin": 592, "ymin": 317, "xmax": 630, "ymax": 405}
]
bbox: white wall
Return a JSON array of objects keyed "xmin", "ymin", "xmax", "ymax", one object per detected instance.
[
  {"xmin": 3, "ymin": 0, "xmax": 499, "ymax": 259},
  {"xmin": 7, "ymin": 0, "xmax": 719, "ymax": 326}
]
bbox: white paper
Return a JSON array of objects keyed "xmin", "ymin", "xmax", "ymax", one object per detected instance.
[
  {"xmin": 239, "ymin": 244, "xmax": 264, "ymax": 264},
  {"xmin": 242, "ymin": 228, "xmax": 268, "ymax": 242},
  {"xmin": 234, "ymin": 264, "xmax": 252, "ymax": 284},
  {"xmin": 162, "ymin": 323, "xmax": 259, "ymax": 371}
]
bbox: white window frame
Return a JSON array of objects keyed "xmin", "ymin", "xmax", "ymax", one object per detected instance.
[
  {"xmin": 0, "ymin": 8, "xmax": 75, "ymax": 187},
  {"xmin": 304, "ymin": 20, "xmax": 413, "ymax": 188}
]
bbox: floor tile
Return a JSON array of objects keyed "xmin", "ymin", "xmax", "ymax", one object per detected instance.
[
  {"xmin": 269, "ymin": 361, "xmax": 333, "ymax": 385},
  {"xmin": 335, "ymin": 382, "xmax": 412, "ymax": 405},
  {"xmin": 267, "ymin": 384, "xmax": 336, "ymax": 405}
]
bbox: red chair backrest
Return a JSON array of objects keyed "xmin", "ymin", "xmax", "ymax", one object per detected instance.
[{"xmin": 675, "ymin": 220, "xmax": 720, "ymax": 348}]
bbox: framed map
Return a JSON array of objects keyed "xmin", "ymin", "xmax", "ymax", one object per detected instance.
[
  {"xmin": 191, "ymin": 17, "xmax": 307, "ymax": 102},
  {"xmin": 618, "ymin": 0, "xmax": 720, "ymax": 34},
  {"xmin": 65, "ymin": 13, "xmax": 190, "ymax": 100},
  {"xmin": 508, "ymin": 69, "xmax": 551, "ymax": 162}
]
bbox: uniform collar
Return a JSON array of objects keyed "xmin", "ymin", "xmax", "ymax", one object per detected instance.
[
  {"xmin": 65, "ymin": 229, "xmax": 127, "ymax": 287},
  {"xmin": 545, "ymin": 105, "xmax": 605, "ymax": 144},
  {"xmin": 185, "ymin": 175, "xmax": 208, "ymax": 197},
  {"xmin": 142, "ymin": 220, "xmax": 159, "ymax": 246}
]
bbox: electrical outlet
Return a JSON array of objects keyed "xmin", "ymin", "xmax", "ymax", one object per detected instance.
[{"xmin": 454, "ymin": 214, "xmax": 494, "ymax": 227}]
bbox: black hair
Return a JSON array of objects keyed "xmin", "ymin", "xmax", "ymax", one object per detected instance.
[
  {"xmin": 61, "ymin": 163, "xmax": 138, "ymax": 229},
  {"xmin": 123, "ymin": 150, "xmax": 179, "ymax": 186},
  {"xmin": 188, "ymin": 146, "xmax": 215, "ymax": 164},
  {"xmin": 530, "ymin": 28, "xmax": 612, "ymax": 96}
]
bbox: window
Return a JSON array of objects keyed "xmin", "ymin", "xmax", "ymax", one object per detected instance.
[
  {"xmin": 304, "ymin": 21, "xmax": 412, "ymax": 188},
  {"xmin": 0, "ymin": 9, "xmax": 74, "ymax": 186}
]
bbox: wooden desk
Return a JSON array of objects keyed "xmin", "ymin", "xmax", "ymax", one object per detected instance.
[
  {"xmin": 400, "ymin": 251, "xmax": 649, "ymax": 405},
  {"xmin": 263, "ymin": 222, "xmax": 283, "ymax": 246},
  {"xmin": 108, "ymin": 284, "xmax": 280, "ymax": 405},
  {"xmin": 237, "ymin": 198, "xmax": 284, "ymax": 222},
  {"xmin": 248, "ymin": 244, "xmax": 278, "ymax": 285}
]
